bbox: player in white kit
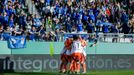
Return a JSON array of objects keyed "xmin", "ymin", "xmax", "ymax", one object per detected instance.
[{"xmin": 69, "ymin": 35, "xmax": 83, "ymax": 73}]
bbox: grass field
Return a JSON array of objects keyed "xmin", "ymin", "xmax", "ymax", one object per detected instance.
[{"xmin": 3, "ymin": 70, "xmax": 134, "ymax": 75}]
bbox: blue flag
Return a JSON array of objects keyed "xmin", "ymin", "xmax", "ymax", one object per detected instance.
[
  {"xmin": 96, "ymin": 21, "xmax": 113, "ymax": 26},
  {"xmin": 63, "ymin": 33, "xmax": 89, "ymax": 41},
  {"xmin": 8, "ymin": 36, "xmax": 26, "ymax": 49}
]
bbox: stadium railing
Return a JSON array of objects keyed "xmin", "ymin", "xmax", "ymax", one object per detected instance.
[
  {"xmin": 0, "ymin": 33, "xmax": 134, "ymax": 43},
  {"xmin": 61, "ymin": 33, "xmax": 134, "ymax": 43}
]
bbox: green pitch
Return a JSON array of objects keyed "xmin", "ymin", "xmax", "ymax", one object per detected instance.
[{"xmin": 3, "ymin": 70, "xmax": 134, "ymax": 75}]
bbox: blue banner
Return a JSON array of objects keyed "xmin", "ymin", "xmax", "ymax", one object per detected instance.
[
  {"xmin": 8, "ymin": 36, "xmax": 26, "ymax": 49},
  {"xmin": 96, "ymin": 21, "xmax": 113, "ymax": 26},
  {"xmin": 63, "ymin": 33, "xmax": 89, "ymax": 41}
]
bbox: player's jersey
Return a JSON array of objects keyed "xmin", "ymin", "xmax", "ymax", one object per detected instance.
[
  {"xmin": 60, "ymin": 38, "xmax": 73, "ymax": 55},
  {"xmin": 71, "ymin": 40, "xmax": 83, "ymax": 54},
  {"xmin": 64, "ymin": 38, "xmax": 73, "ymax": 50}
]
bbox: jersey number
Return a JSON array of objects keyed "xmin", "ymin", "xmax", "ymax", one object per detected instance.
[{"xmin": 77, "ymin": 43, "xmax": 80, "ymax": 49}]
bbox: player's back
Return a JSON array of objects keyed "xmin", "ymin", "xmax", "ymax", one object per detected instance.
[
  {"xmin": 71, "ymin": 40, "xmax": 83, "ymax": 54},
  {"xmin": 64, "ymin": 38, "xmax": 73, "ymax": 50}
]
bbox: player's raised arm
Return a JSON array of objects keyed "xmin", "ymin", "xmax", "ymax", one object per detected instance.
[{"xmin": 90, "ymin": 39, "xmax": 98, "ymax": 47}]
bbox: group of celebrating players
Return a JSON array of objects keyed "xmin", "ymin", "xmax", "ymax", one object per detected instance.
[{"xmin": 59, "ymin": 35, "xmax": 96, "ymax": 74}]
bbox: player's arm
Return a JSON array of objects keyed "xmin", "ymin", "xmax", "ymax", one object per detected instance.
[{"xmin": 90, "ymin": 39, "xmax": 98, "ymax": 47}]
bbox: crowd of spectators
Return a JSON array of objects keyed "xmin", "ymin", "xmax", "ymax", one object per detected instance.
[{"xmin": 0, "ymin": 0, "xmax": 134, "ymax": 42}]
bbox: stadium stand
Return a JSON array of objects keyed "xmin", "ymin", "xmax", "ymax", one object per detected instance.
[{"xmin": 0, "ymin": 0, "xmax": 134, "ymax": 42}]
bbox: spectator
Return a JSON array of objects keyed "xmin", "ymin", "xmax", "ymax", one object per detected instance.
[
  {"xmin": 33, "ymin": 14, "xmax": 41, "ymax": 27},
  {"xmin": 0, "ymin": 13, "xmax": 3, "ymax": 24},
  {"xmin": 9, "ymin": 15, "xmax": 14, "ymax": 28},
  {"xmin": 46, "ymin": 0, "xmax": 51, "ymax": 6},
  {"xmin": 65, "ymin": 17, "xmax": 72, "ymax": 33},
  {"xmin": 89, "ymin": 10, "xmax": 95, "ymax": 23},
  {"xmin": 3, "ymin": 26, "xmax": 11, "ymax": 40},
  {"xmin": 0, "ymin": 25, "xmax": 4, "ymax": 40},
  {"xmin": 14, "ymin": 26, "xmax": 24, "ymax": 36},
  {"xmin": 111, "ymin": 26, "xmax": 119, "ymax": 43},
  {"xmin": 121, "ymin": 22, "xmax": 130, "ymax": 34},
  {"xmin": 47, "ymin": 31, "xmax": 56, "ymax": 41},
  {"xmin": 54, "ymin": 29, "xmax": 60, "ymax": 42},
  {"xmin": 29, "ymin": 26, "xmax": 36, "ymax": 41},
  {"xmin": 46, "ymin": 16, "xmax": 52, "ymax": 29},
  {"xmin": 121, "ymin": 11, "xmax": 129, "ymax": 24},
  {"xmin": 55, "ymin": 19, "xmax": 61, "ymax": 30},
  {"xmin": 18, "ymin": 12, "xmax": 27, "ymax": 29},
  {"xmin": 26, "ymin": 15, "xmax": 33, "ymax": 29},
  {"xmin": 86, "ymin": 20, "xmax": 94, "ymax": 33},
  {"xmin": 3, "ymin": 12, "xmax": 9, "ymax": 27},
  {"xmin": 77, "ymin": 20, "xmax": 83, "ymax": 32},
  {"xmin": 38, "ymin": 25, "xmax": 46, "ymax": 41}
]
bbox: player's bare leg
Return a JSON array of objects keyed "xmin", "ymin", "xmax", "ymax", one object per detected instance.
[
  {"xmin": 69, "ymin": 59, "xmax": 77, "ymax": 74},
  {"xmin": 59, "ymin": 62, "xmax": 63, "ymax": 73},
  {"xmin": 81, "ymin": 62, "xmax": 87, "ymax": 74},
  {"xmin": 69, "ymin": 60, "xmax": 73, "ymax": 72},
  {"xmin": 81, "ymin": 56, "xmax": 87, "ymax": 74},
  {"xmin": 76, "ymin": 61, "xmax": 80, "ymax": 74},
  {"xmin": 59, "ymin": 56, "xmax": 68, "ymax": 73},
  {"xmin": 59, "ymin": 62, "xmax": 67, "ymax": 73}
]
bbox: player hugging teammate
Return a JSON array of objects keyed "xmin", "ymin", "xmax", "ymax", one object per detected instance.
[{"xmin": 60, "ymin": 35, "xmax": 90, "ymax": 74}]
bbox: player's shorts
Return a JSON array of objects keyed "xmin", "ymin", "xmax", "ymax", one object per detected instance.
[
  {"xmin": 71, "ymin": 53, "xmax": 82, "ymax": 62},
  {"xmin": 60, "ymin": 47, "xmax": 71, "ymax": 62},
  {"xmin": 60, "ymin": 54, "xmax": 71, "ymax": 63}
]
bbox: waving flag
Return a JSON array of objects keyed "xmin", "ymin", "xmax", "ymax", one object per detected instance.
[
  {"xmin": 101, "ymin": 22, "xmax": 113, "ymax": 26},
  {"xmin": 8, "ymin": 36, "xmax": 26, "ymax": 49},
  {"xmin": 96, "ymin": 21, "xmax": 113, "ymax": 26},
  {"xmin": 63, "ymin": 33, "xmax": 89, "ymax": 41}
]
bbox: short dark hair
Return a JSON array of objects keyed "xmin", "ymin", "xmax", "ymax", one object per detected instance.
[{"xmin": 73, "ymin": 35, "xmax": 79, "ymax": 40}]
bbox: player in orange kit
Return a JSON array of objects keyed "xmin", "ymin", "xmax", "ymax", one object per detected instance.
[
  {"xmin": 70, "ymin": 35, "xmax": 97, "ymax": 74},
  {"xmin": 59, "ymin": 37, "xmax": 73, "ymax": 73}
]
